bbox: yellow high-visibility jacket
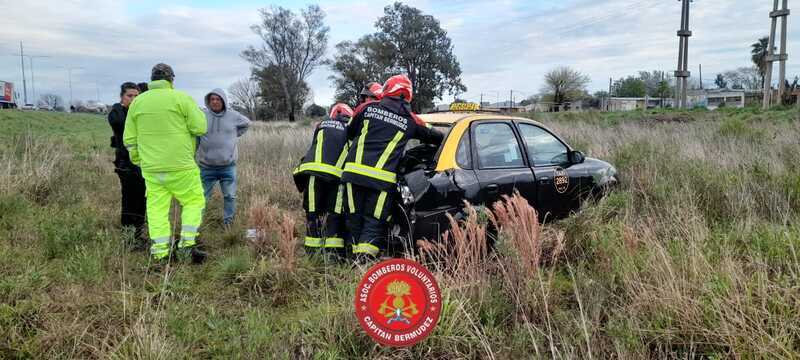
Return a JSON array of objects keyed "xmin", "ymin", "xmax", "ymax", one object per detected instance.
[{"xmin": 123, "ymin": 80, "xmax": 207, "ymax": 173}]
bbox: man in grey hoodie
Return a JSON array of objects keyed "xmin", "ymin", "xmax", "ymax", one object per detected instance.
[{"xmin": 197, "ymin": 88, "xmax": 251, "ymax": 226}]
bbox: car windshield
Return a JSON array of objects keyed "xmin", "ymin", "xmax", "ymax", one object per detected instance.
[{"xmin": 405, "ymin": 123, "xmax": 452, "ymax": 150}]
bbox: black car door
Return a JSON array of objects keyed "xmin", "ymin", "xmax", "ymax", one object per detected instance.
[
  {"xmin": 470, "ymin": 121, "xmax": 536, "ymax": 207},
  {"xmin": 516, "ymin": 122, "xmax": 582, "ymax": 221}
]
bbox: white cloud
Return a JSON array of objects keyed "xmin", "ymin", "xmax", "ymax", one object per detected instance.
[{"xmin": 1, "ymin": 0, "xmax": 795, "ymax": 108}]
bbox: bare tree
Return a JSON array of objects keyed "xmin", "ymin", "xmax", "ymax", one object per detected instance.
[
  {"xmin": 229, "ymin": 78, "xmax": 260, "ymax": 121},
  {"xmin": 38, "ymin": 93, "xmax": 64, "ymax": 110},
  {"xmin": 540, "ymin": 67, "xmax": 590, "ymax": 105},
  {"xmin": 242, "ymin": 5, "xmax": 329, "ymax": 121},
  {"xmin": 723, "ymin": 67, "xmax": 761, "ymax": 90}
]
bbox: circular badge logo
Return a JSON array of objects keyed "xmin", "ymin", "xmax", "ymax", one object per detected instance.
[
  {"xmin": 554, "ymin": 167, "xmax": 569, "ymax": 194},
  {"xmin": 355, "ymin": 258, "xmax": 442, "ymax": 347}
]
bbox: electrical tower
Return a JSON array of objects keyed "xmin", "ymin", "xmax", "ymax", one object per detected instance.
[
  {"xmin": 763, "ymin": 0, "xmax": 790, "ymax": 108},
  {"xmin": 674, "ymin": 0, "xmax": 692, "ymax": 109}
]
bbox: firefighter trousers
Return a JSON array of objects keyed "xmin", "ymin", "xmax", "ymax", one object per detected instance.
[
  {"xmin": 302, "ymin": 176, "xmax": 346, "ymax": 251},
  {"xmin": 345, "ymin": 183, "xmax": 394, "ymax": 257},
  {"xmin": 142, "ymin": 168, "xmax": 205, "ymax": 260}
]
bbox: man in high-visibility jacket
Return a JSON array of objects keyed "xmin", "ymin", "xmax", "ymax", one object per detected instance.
[
  {"xmin": 293, "ymin": 103, "xmax": 353, "ymax": 258},
  {"xmin": 342, "ymin": 75, "xmax": 444, "ymax": 259},
  {"xmin": 123, "ymin": 63, "xmax": 208, "ymax": 263}
]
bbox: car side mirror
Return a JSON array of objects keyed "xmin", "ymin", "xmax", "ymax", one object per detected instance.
[{"xmin": 569, "ymin": 150, "xmax": 585, "ymax": 164}]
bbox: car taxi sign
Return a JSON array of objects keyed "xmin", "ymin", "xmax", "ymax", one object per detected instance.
[
  {"xmin": 449, "ymin": 102, "xmax": 480, "ymax": 112},
  {"xmin": 355, "ymin": 258, "xmax": 442, "ymax": 347}
]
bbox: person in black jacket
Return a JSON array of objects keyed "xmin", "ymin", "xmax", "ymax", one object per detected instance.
[
  {"xmin": 294, "ymin": 103, "xmax": 354, "ymax": 258},
  {"xmin": 342, "ymin": 75, "xmax": 444, "ymax": 260},
  {"xmin": 108, "ymin": 82, "xmax": 147, "ymax": 249}
]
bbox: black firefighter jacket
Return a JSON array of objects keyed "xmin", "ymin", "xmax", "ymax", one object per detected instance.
[
  {"xmin": 293, "ymin": 114, "xmax": 350, "ymax": 192},
  {"xmin": 341, "ymin": 97, "xmax": 444, "ymax": 191}
]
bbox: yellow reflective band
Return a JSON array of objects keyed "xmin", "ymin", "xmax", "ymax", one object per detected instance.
[
  {"xmin": 314, "ymin": 131, "xmax": 324, "ymax": 162},
  {"xmin": 334, "ymin": 185, "xmax": 344, "ymax": 214},
  {"xmin": 375, "ymin": 131, "xmax": 403, "ymax": 169},
  {"xmin": 304, "ymin": 237, "xmax": 323, "ymax": 247},
  {"xmin": 324, "ymin": 237, "xmax": 344, "ymax": 248},
  {"xmin": 352, "ymin": 243, "xmax": 380, "ymax": 255},
  {"xmin": 178, "ymin": 237, "xmax": 196, "ymax": 248},
  {"xmin": 293, "ymin": 162, "xmax": 343, "ymax": 178},
  {"xmin": 308, "ymin": 176, "xmax": 316, "ymax": 212},
  {"xmin": 346, "ymin": 183, "xmax": 355, "ymax": 213},
  {"xmin": 374, "ymin": 191, "xmax": 387, "ymax": 219},
  {"xmin": 355, "ymin": 120, "xmax": 369, "ymax": 164},
  {"xmin": 335, "ymin": 143, "xmax": 350, "ymax": 169},
  {"xmin": 343, "ymin": 162, "xmax": 397, "ymax": 184}
]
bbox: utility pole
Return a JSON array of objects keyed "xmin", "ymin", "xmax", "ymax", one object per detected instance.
[
  {"xmin": 763, "ymin": 0, "xmax": 790, "ymax": 108},
  {"xmin": 699, "ymin": 64, "xmax": 703, "ymax": 90},
  {"xmin": 674, "ymin": 0, "xmax": 692, "ymax": 109},
  {"xmin": 26, "ymin": 56, "xmax": 50, "ymax": 103},
  {"xmin": 19, "ymin": 42, "xmax": 28, "ymax": 105},
  {"xmin": 60, "ymin": 66, "xmax": 83, "ymax": 110},
  {"xmin": 480, "ymin": 93, "xmax": 484, "ymax": 106},
  {"xmin": 509, "ymin": 90, "xmax": 513, "ymax": 110}
]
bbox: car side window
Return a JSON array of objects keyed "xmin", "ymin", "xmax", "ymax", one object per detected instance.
[
  {"xmin": 518, "ymin": 123, "xmax": 569, "ymax": 167},
  {"xmin": 474, "ymin": 123, "xmax": 524, "ymax": 169},
  {"xmin": 456, "ymin": 129, "xmax": 472, "ymax": 169}
]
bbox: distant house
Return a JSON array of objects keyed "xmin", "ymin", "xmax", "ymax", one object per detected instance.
[
  {"xmin": 688, "ymin": 89, "xmax": 746, "ymax": 110},
  {"xmin": 604, "ymin": 97, "xmax": 674, "ymax": 111}
]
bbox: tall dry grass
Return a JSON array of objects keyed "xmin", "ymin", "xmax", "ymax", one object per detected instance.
[{"xmin": 2, "ymin": 109, "xmax": 799, "ymax": 358}]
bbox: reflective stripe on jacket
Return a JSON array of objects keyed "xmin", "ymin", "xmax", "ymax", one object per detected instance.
[
  {"xmin": 293, "ymin": 115, "xmax": 350, "ymax": 190},
  {"xmin": 341, "ymin": 97, "xmax": 443, "ymax": 191}
]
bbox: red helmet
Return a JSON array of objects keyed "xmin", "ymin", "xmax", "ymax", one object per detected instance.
[
  {"xmin": 382, "ymin": 75, "xmax": 413, "ymax": 103},
  {"xmin": 329, "ymin": 103, "xmax": 354, "ymax": 119},
  {"xmin": 360, "ymin": 82, "xmax": 383, "ymax": 99}
]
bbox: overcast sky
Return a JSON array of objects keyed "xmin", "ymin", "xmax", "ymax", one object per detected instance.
[{"xmin": 1, "ymin": 0, "xmax": 797, "ymax": 107}]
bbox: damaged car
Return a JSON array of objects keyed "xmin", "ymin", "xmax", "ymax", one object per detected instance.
[{"xmin": 388, "ymin": 111, "xmax": 618, "ymax": 247}]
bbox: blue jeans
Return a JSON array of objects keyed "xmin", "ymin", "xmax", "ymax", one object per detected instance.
[{"xmin": 200, "ymin": 165, "xmax": 237, "ymax": 224}]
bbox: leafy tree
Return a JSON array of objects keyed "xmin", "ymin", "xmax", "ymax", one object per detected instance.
[
  {"xmin": 330, "ymin": 2, "xmax": 466, "ymax": 112},
  {"xmin": 780, "ymin": 76, "xmax": 799, "ymax": 105},
  {"xmin": 637, "ymin": 70, "xmax": 671, "ymax": 97},
  {"xmin": 714, "ymin": 74, "xmax": 728, "ymax": 89},
  {"xmin": 242, "ymin": 5, "xmax": 329, "ymax": 121},
  {"xmin": 614, "ymin": 76, "xmax": 646, "ymax": 97},
  {"xmin": 329, "ymin": 35, "xmax": 394, "ymax": 106},
  {"xmin": 305, "ymin": 103, "xmax": 327, "ymax": 117},
  {"xmin": 255, "ymin": 64, "xmax": 310, "ymax": 121},
  {"xmin": 540, "ymin": 67, "xmax": 590, "ymax": 105},
  {"xmin": 751, "ymin": 36, "xmax": 772, "ymax": 89}
]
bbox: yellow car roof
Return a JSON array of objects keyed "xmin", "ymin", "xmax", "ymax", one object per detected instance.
[{"xmin": 419, "ymin": 111, "xmax": 545, "ymax": 127}]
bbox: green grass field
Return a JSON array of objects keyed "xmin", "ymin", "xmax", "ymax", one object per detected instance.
[{"xmin": 0, "ymin": 107, "xmax": 798, "ymax": 359}]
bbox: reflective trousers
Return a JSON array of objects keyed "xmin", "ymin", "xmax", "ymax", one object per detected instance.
[
  {"xmin": 142, "ymin": 168, "xmax": 205, "ymax": 260},
  {"xmin": 302, "ymin": 176, "xmax": 346, "ymax": 251},
  {"xmin": 345, "ymin": 183, "xmax": 393, "ymax": 257}
]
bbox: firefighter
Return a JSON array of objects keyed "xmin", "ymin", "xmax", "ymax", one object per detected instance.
[
  {"xmin": 108, "ymin": 82, "xmax": 146, "ymax": 250},
  {"xmin": 123, "ymin": 63, "xmax": 208, "ymax": 264},
  {"xmin": 342, "ymin": 75, "xmax": 444, "ymax": 260},
  {"xmin": 359, "ymin": 82, "xmax": 383, "ymax": 105},
  {"xmin": 293, "ymin": 103, "xmax": 354, "ymax": 258}
]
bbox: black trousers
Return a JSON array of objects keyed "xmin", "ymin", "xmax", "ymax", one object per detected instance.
[
  {"xmin": 115, "ymin": 167, "xmax": 147, "ymax": 241},
  {"xmin": 302, "ymin": 176, "xmax": 346, "ymax": 250},
  {"xmin": 345, "ymin": 183, "xmax": 394, "ymax": 257}
]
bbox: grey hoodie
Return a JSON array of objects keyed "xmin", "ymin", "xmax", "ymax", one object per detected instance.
[{"xmin": 196, "ymin": 88, "xmax": 251, "ymax": 168}]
